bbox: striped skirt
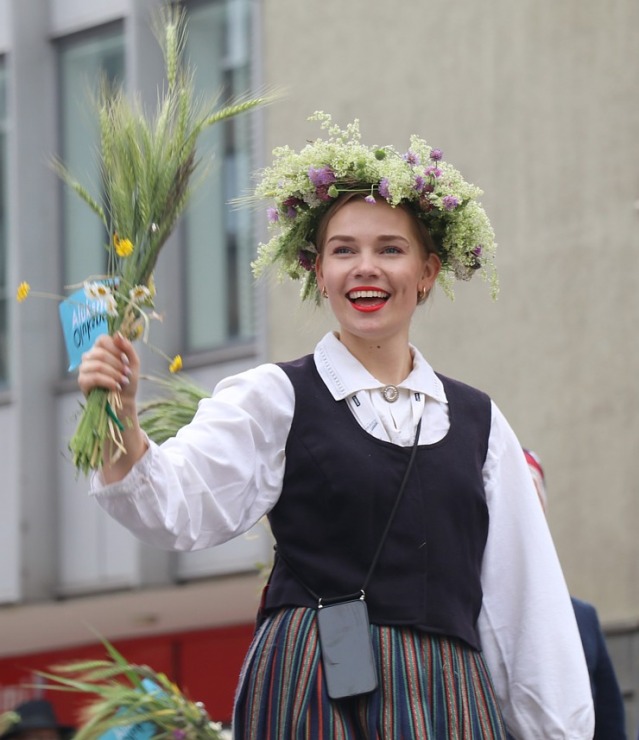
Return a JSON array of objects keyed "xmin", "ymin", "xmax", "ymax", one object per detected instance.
[{"xmin": 233, "ymin": 608, "xmax": 508, "ymax": 739}]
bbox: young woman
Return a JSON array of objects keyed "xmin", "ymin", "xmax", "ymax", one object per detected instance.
[{"xmin": 78, "ymin": 114, "xmax": 594, "ymax": 738}]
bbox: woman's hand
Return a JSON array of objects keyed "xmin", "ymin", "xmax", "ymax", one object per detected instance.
[
  {"xmin": 79, "ymin": 332, "xmax": 139, "ymax": 406},
  {"xmin": 78, "ymin": 333, "xmax": 148, "ymax": 479}
]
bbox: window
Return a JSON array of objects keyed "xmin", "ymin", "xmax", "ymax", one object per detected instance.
[
  {"xmin": 0, "ymin": 59, "xmax": 7, "ymax": 386},
  {"xmin": 55, "ymin": 3, "xmax": 256, "ymax": 358},
  {"xmin": 58, "ymin": 28, "xmax": 124, "ymax": 289},
  {"xmin": 183, "ymin": 0, "xmax": 255, "ymax": 352}
]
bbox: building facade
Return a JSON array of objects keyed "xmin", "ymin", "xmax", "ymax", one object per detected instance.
[{"xmin": 1, "ymin": 0, "xmax": 638, "ymax": 734}]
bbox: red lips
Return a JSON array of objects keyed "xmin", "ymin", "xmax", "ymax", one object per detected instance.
[{"xmin": 347, "ymin": 287, "xmax": 389, "ymax": 312}]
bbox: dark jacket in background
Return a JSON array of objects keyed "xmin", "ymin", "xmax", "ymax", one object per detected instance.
[{"xmin": 572, "ymin": 597, "xmax": 626, "ymax": 740}]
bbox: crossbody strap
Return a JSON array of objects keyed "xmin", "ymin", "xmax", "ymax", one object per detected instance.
[
  {"xmin": 275, "ymin": 419, "xmax": 422, "ymax": 605},
  {"xmin": 361, "ymin": 418, "xmax": 422, "ymax": 593}
]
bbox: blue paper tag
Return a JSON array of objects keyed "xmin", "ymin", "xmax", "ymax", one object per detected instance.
[
  {"xmin": 97, "ymin": 679, "xmax": 164, "ymax": 740},
  {"xmin": 58, "ymin": 287, "xmax": 110, "ymax": 371},
  {"xmin": 98, "ymin": 720, "xmax": 156, "ymax": 740}
]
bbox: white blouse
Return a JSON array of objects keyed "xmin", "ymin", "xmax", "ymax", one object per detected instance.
[{"xmin": 92, "ymin": 332, "xmax": 594, "ymax": 739}]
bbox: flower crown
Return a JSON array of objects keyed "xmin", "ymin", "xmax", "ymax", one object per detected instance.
[{"xmin": 251, "ymin": 112, "xmax": 498, "ymax": 302}]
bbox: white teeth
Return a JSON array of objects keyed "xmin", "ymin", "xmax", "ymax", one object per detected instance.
[{"xmin": 349, "ymin": 290, "xmax": 389, "ymax": 299}]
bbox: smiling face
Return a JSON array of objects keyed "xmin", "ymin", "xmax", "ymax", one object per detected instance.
[{"xmin": 315, "ymin": 196, "xmax": 440, "ymax": 353}]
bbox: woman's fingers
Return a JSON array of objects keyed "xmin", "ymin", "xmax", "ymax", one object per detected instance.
[
  {"xmin": 112, "ymin": 332, "xmax": 140, "ymax": 374},
  {"xmin": 78, "ymin": 334, "xmax": 139, "ymax": 398}
]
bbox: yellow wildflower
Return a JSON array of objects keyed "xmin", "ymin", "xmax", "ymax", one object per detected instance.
[
  {"xmin": 113, "ymin": 233, "xmax": 134, "ymax": 257},
  {"xmin": 16, "ymin": 282, "xmax": 31, "ymax": 302},
  {"xmin": 169, "ymin": 354, "xmax": 183, "ymax": 373}
]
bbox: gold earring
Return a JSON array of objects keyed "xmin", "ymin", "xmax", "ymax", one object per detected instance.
[
  {"xmin": 417, "ymin": 287, "xmax": 428, "ymax": 303},
  {"xmin": 321, "ymin": 287, "xmax": 328, "ymax": 298}
]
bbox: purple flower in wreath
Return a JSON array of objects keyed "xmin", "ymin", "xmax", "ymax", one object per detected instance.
[
  {"xmin": 378, "ymin": 178, "xmax": 391, "ymax": 199},
  {"xmin": 430, "ymin": 148, "xmax": 443, "ymax": 161},
  {"xmin": 403, "ymin": 150, "xmax": 420, "ymax": 166},
  {"xmin": 298, "ymin": 250, "xmax": 316, "ymax": 271},
  {"xmin": 442, "ymin": 195, "xmax": 460, "ymax": 211},
  {"xmin": 425, "ymin": 165, "xmax": 442, "ymax": 178},
  {"xmin": 267, "ymin": 207, "xmax": 279, "ymax": 223},
  {"xmin": 315, "ymin": 184, "xmax": 334, "ymax": 202},
  {"xmin": 364, "ymin": 194, "xmax": 376, "ymax": 204},
  {"xmin": 308, "ymin": 166, "xmax": 336, "ymax": 187},
  {"xmin": 283, "ymin": 196, "xmax": 303, "ymax": 219},
  {"xmin": 414, "ymin": 175, "xmax": 425, "ymax": 192},
  {"xmin": 172, "ymin": 730, "xmax": 187, "ymax": 740}
]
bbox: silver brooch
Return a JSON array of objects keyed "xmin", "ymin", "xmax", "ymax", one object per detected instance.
[{"xmin": 382, "ymin": 384, "xmax": 399, "ymax": 403}]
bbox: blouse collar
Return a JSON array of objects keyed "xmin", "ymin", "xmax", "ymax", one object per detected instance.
[{"xmin": 314, "ymin": 331, "xmax": 447, "ymax": 404}]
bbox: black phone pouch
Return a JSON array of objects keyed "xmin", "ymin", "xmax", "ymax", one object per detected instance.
[{"xmin": 316, "ymin": 591, "xmax": 378, "ymax": 700}]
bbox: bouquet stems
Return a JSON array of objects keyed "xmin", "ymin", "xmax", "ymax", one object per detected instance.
[{"xmin": 70, "ymin": 388, "xmax": 128, "ymax": 475}]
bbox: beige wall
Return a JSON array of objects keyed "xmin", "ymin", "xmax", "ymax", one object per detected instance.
[{"xmin": 260, "ymin": 0, "xmax": 639, "ymax": 624}]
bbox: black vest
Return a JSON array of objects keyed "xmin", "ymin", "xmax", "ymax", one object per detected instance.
[{"xmin": 265, "ymin": 354, "xmax": 491, "ymax": 650}]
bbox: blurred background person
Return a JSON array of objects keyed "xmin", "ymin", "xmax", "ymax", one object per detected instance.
[
  {"xmin": 524, "ymin": 448, "xmax": 627, "ymax": 740},
  {"xmin": 0, "ymin": 699, "xmax": 74, "ymax": 740}
]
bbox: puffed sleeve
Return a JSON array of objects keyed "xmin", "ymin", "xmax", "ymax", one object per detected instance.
[
  {"xmin": 90, "ymin": 362, "xmax": 295, "ymax": 551},
  {"xmin": 478, "ymin": 401, "xmax": 595, "ymax": 739}
]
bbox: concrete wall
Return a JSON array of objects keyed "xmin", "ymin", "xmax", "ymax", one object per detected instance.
[
  {"xmin": 49, "ymin": 0, "xmax": 127, "ymax": 36},
  {"xmin": 0, "ymin": 0, "xmax": 9, "ymax": 53},
  {"xmin": 608, "ymin": 626, "xmax": 639, "ymax": 736}
]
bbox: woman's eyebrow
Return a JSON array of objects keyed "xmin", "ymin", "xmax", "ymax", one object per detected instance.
[
  {"xmin": 375, "ymin": 234, "xmax": 409, "ymax": 243},
  {"xmin": 325, "ymin": 233, "xmax": 410, "ymax": 244},
  {"xmin": 325, "ymin": 234, "xmax": 357, "ymax": 244}
]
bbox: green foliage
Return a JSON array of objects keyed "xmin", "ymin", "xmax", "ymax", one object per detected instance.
[
  {"xmin": 36, "ymin": 638, "xmax": 227, "ymax": 740},
  {"xmin": 66, "ymin": 5, "xmax": 271, "ymax": 475},
  {"xmin": 139, "ymin": 374, "xmax": 209, "ymax": 444},
  {"xmin": 0, "ymin": 711, "xmax": 20, "ymax": 738}
]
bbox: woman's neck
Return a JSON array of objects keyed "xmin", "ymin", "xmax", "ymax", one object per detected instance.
[{"xmin": 335, "ymin": 331, "xmax": 413, "ymax": 385}]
